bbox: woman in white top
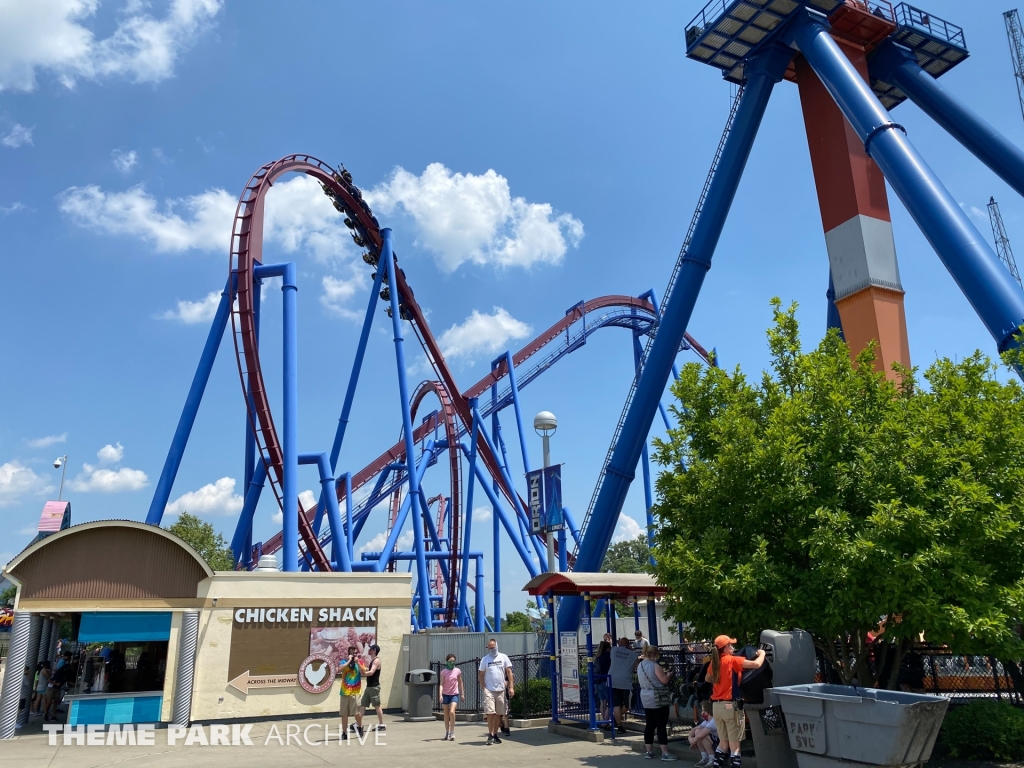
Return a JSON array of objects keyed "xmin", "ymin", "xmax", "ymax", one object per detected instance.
[{"xmin": 637, "ymin": 645, "xmax": 678, "ymax": 761}]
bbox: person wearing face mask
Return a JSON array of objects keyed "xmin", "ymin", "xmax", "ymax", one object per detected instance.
[
  {"xmin": 478, "ymin": 638, "xmax": 514, "ymax": 745},
  {"xmin": 439, "ymin": 654, "xmax": 464, "ymax": 741}
]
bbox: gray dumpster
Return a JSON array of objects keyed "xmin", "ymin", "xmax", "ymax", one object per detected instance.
[
  {"xmin": 404, "ymin": 669, "xmax": 437, "ymax": 722},
  {"xmin": 747, "ymin": 630, "xmax": 817, "ymax": 768},
  {"xmin": 773, "ymin": 684, "xmax": 948, "ymax": 768}
]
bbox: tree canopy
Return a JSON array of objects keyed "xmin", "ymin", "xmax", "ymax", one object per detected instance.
[
  {"xmin": 601, "ymin": 534, "xmax": 652, "ymax": 574},
  {"xmin": 651, "ymin": 300, "xmax": 1024, "ymax": 685},
  {"xmin": 166, "ymin": 511, "xmax": 234, "ymax": 571},
  {"xmin": 503, "ymin": 610, "xmax": 534, "ymax": 633}
]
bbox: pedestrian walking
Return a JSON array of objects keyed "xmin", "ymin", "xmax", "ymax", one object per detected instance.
[
  {"xmin": 478, "ymin": 638, "xmax": 514, "ymax": 745},
  {"xmin": 339, "ymin": 645, "xmax": 365, "ymax": 740},
  {"xmin": 440, "ymin": 653, "xmax": 464, "ymax": 741},
  {"xmin": 356, "ymin": 644, "xmax": 386, "ymax": 733},
  {"xmin": 595, "ymin": 640, "xmax": 612, "ymax": 726},
  {"xmin": 706, "ymin": 636, "xmax": 765, "ymax": 768},
  {"xmin": 638, "ymin": 645, "xmax": 678, "ymax": 761}
]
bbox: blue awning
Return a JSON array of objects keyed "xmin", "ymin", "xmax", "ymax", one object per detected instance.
[{"xmin": 78, "ymin": 612, "xmax": 172, "ymax": 642}]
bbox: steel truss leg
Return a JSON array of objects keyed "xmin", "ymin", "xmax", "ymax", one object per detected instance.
[
  {"xmin": 791, "ymin": 11, "xmax": 1024, "ymax": 353},
  {"xmin": 559, "ymin": 44, "xmax": 792, "ymax": 630},
  {"xmin": 146, "ymin": 276, "xmax": 235, "ymax": 525}
]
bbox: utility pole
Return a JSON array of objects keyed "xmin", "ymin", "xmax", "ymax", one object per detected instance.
[
  {"xmin": 988, "ymin": 196, "xmax": 1022, "ymax": 288},
  {"xmin": 1005, "ymin": 10, "xmax": 1024, "ymax": 127}
]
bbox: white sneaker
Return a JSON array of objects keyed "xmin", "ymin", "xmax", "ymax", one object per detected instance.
[{"xmin": 696, "ymin": 758, "xmax": 711, "ymax": 767}]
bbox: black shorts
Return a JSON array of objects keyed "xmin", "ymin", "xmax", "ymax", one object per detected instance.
[{"xmin": 613, "ymin": 688, "xmax": 631, "ymax": 707}]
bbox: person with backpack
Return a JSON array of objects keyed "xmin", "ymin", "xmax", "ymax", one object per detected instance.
[
  {"xmin": 637, "ymin": 645, "xmax": 678, "ymax": 761},
  {"xmin": 705, "ymin": 636, "xmax": 765, "ymax": 768}
]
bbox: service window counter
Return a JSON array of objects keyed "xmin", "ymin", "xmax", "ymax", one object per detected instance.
[{"xmin": 64, "ymin": 611, "xmax": 171, "ymax": 726}]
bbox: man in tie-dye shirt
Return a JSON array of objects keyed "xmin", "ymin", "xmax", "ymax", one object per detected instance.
[{"xmin": 339, "ymin": 645, "xmax": 366, "ymax": 739}]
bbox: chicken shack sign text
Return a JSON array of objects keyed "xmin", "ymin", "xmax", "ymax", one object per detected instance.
[{"xmin": 232, "ymin": 607, "xmax": 378, "ymax": 625}]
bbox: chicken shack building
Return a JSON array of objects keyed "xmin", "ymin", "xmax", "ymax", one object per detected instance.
[{"xmin": 0, "ymin": 520, "xmax": 412, "ymax": 737}]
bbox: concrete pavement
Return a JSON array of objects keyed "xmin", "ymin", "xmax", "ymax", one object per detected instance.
[{"xmin": 0, "ymin": 713, "xmax": 696, "ymax": 767}]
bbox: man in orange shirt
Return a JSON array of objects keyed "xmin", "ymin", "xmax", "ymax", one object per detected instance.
[{"xmin": 704, "ymin": 636, "xmax": 765, "ymax": 768}]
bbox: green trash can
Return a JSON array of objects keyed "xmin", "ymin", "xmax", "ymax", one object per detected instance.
[{"xmin": 773, "ymin": 684, "xmax": 948, "ymax": 768}]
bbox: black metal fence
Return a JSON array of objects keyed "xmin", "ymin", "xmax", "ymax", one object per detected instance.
[
  {"xmin": 428, "ymin": 643, "xmax": 1024, "ymax": 724},
  {"xmin": 430, "ymin": 653, "xmax": 553, "ymax": 718}
]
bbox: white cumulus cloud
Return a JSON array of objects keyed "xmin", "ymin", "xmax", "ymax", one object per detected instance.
[
  {"xmin": 96, "ymin": 442, "xmax": 124, "ymax": 463},
  {"xmin": 0, "ymin": 0, "xmax": 222, "ymax": 93},
  {"xmin": 439, "ymin": 307, "xmax": 531, "ymax": 361},
  {"xmin": 166, "ymin": 477, "xmax": 243, "ymax": 517},
  {"xmin": 0, "ymin": 461, "xmax": 54, "ymax": 506},
  {"xmin": 367, "ymin": 163, "xmax": 584, "ymax": 272},
  {"xmin": 69, "ymin": 442, "xmax": 148, "ymax": 493},
  {"xmin": 57, "ymin": 183, "xmax": 234, "ymax": 252},
  {"xmin": 321, "ymin": 273, "xmax": 365, "ymax": 319},
  {"xmin": 1, "ymin": 124, "xmax": 32, "ymax": 148},
  {"xmin": 612, "ymin": 513, "xmax": 646, "ymax": 543},
  {"xmin": 158, "ymin": 290, "xmax": 221, "ymax": 324},
  {"xmin": 26, "ymin": 433, "xmax": 67, "ymax": 449},
  {"xmin": 112, "ymin": 148, "xmax": 137, "ymax": 173},
  {"xmin": 358, "ymin": 529, "xmax": 414, "ymax": 556}
]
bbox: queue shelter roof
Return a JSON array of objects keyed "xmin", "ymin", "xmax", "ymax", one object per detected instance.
[{"xmin": 523, "ymin": 571, "xmax": 668, "ymax": 598}]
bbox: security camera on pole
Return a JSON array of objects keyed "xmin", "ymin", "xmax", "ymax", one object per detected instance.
[{"xmin": 532, "ymin": 411, "xmax": 562, "ymax": 573}]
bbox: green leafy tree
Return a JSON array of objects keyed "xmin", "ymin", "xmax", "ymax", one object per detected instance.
[
  {"xmin": 165, "ymin": 511, "xmax": 234, "ymax": 571},
  {"xmin": 651, "ymin": 299, "xmax": 1024, "ymax": 686},
  {"xmin": 1, "ymin": 584, "xmax": 16, "ymax": 606},
  {"xmin": 601, "ymin": 534, "xmax": 652, "ymax": 574},
  {"xmin": 503, "ymin": 610, "xmax": 534, "ymax": 632}
]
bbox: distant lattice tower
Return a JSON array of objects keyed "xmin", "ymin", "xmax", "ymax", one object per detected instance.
[
  {"xmin": 1005, "ymin": 10, "xmax": 1024, "ymax": 126},
  {"xmin": 988, "ymin": 196, "xmax": 1022, "ymax": 288}
]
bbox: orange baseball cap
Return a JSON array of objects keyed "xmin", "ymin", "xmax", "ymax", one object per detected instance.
[{"xmin": 714, "ymin": 635, "xmax": 737, "ymax": 650}]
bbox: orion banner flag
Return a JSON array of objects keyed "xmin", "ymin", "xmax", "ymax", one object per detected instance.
[
  {"xmin": 543, "ymin": 465, "xmax": 563, "ymax": 531},
  {"xmin": 526, "ymin": 465, "xmax": 564, "ymax": 533}
]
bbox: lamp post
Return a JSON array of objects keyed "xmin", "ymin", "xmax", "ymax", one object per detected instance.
[
  {"xmin": 53, "ymin": 455, "xmax": 68, "ymax": 501},
  {"xmin": 534, "ymin": 411, "xmax": 557, "ymax": 573}
]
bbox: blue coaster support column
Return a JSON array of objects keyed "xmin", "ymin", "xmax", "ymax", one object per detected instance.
[
  {"xmin": 791, "ymin": 11, "xmax": 1024, "ymax": 355},
  {"xmin": 559, "ymin": 43, "xmax": 793, "ymax": 630},
  {"xmin": 146, "ymin": 275, "xmax": 235, "ymax": 525},
  {"xmin": 381, "ymin": 228, "xmax": 432, "ymax": 628},
  {"xmin": 584, "ymin": 592, "xmax": 597, "ymax": 730},
  {"xmin": 870, "ymin": 39, "xmax": 1024, "ymax": 201},
  {"xmin": 459, "ymin": 401, "xmax": 480, "ymax": 626},
  {"xmin": 252, "ymin": 261, "xmax": 299, "ymax": 570}
]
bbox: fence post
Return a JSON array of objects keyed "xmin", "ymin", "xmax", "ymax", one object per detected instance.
[
  {"xmin": 990, "ymin": 657, "xmax": 1003, "ymax": 701},
  {"xmin": 928, "ymin": 656, "xmax": 940, "ymax": 695}
]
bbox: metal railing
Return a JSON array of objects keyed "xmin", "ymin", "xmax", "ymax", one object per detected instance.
[
  {"xmin": 430, "ymin": 653, "xmax": 553, "ymax": 718},
  {"xmin": 892, "ymin": 3, "xmax": 965, "ymax": 48}
]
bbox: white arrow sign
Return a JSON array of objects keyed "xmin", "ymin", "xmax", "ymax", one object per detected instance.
[{"xmin": 227, "ymin": 670, "xmax": 298, "ymax": 695}]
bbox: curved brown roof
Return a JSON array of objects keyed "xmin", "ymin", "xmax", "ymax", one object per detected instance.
[
  {"xmin": 523, "ymin": 571, "xmax": 668, "ymax": 597},
  {"xmin": 4, "ymin": 520, "xmax": 213, "ymax": 603}
]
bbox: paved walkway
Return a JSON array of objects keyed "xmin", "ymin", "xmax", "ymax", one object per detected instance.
[{"xmin": 3, "ymin": 713, "xmax": 688, "ymax": 768}]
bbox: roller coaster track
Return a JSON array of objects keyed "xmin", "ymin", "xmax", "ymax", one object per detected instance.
[
  {"xmin": 267, "ymin": 296, "xmax": 710, "ymax": 560},
  {"xmin": 571, "ymin": 85, "xmax": 744, "ymax": 562},
  {"xmin": 230, "ymin": 154, "xmax": 523, "ymax": 572}
]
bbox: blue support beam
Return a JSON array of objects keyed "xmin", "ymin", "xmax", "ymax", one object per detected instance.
[
  {"xmin": 231, "ymin": 459, "xmax": 267, "ymax": 567},
  {"xmin": 380, "ymin": 229, "xmax": 431, "ymax": 629},
  {"xmin": 791, "ymin": 11, "xmax": 1024, "ymax": 354},
  {"xmin": 458, "ymin": 401, "xmax": 480, "ymax": 626},
  {"xmin": 559, "ymin": 43, "xmax": 793, "ymax": 630},
  {"xmin": 870, "ymin": 39, "xmax": 1024, "ymax": 202},
  {"xmin": 146, "ymin": 276, "xmax": 235, "ymax": 525},
  {"xmin": 299, "ymin": 453, "xmax": 352, "ymax": 572},
  {"xmin": 252, "ymin": 262, "xmax": 299, "ymax": 571}
]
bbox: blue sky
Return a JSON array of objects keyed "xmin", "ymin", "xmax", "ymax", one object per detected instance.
[{"xmin": 0, "ymin": 1, "xmax": 1021, "ymax": 618}]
